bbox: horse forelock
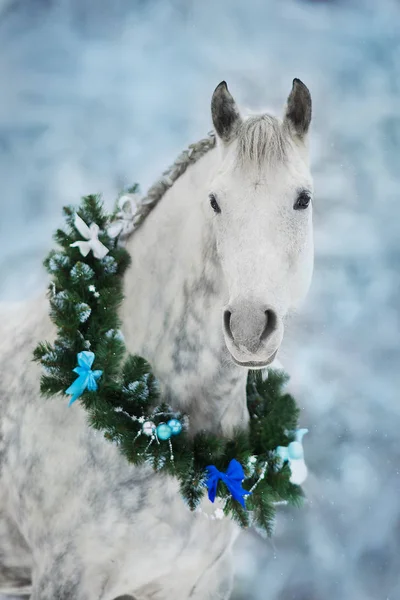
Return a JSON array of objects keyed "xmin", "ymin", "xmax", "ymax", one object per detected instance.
[{"xmin": 236, "ymin": 114, "xmax": 288, "ymax": 168}]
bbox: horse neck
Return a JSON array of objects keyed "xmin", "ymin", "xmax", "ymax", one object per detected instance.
[{"xmin": 122, "ymin": 147, "xmax": 249, "ymax": 435}]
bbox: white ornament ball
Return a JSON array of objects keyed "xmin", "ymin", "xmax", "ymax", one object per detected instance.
[{"xmin": 142, "ymin": 421, "xmax": 155, "ymax": 436}]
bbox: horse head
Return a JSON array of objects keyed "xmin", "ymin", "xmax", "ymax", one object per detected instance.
[{"xmin": 209, "ymin": 79, "xmax": 314, "ymax": 368}]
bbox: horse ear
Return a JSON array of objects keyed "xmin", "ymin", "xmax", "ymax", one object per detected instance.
[
  {"xmin": 284, "ymin": 78, "xmax": 312, "ymax": 139},
  {"xmin": 211, "ymin": 81, "xmax": 242, "ymax": 144}
]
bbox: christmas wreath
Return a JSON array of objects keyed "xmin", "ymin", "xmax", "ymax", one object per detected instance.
[{"xmin": 34, "ymin": 193, "xmax": 307, "ymax": 535}]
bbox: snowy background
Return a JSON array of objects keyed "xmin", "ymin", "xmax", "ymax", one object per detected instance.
[{"xmin": 1, "ymin": 0, "xmax": 400, "ymax": 598}]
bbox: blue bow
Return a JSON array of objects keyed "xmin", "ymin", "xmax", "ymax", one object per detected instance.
[
  {"xmin": 65, "ymin": 351, "xmax": 103, "ymax": 406},
  {"xmin": 206, "ymin": 459, "xmax": 251, "ymax": 508}
]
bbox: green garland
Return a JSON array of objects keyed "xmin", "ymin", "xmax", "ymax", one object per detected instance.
[{"xmin": 33, "ymin": 193, "xmax": 304, "ymax": 535}]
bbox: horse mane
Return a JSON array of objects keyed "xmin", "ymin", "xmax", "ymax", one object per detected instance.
[{"xmin": 138, "ymin": 132, "xmax": 217, "ymax": 223}]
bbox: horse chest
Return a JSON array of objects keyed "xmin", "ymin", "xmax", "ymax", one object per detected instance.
[{"xmin": 1, "ymin": 375, "xmax": 237, "ymax": 595}]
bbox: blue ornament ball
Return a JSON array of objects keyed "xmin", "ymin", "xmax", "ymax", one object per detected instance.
[
  {"xmin": 167, "ymin": 418, "xmax": 182, "ymax": 436},
  {"xmin": 156, "ymin": 423, "xmax": 172, "ymax": 441},
  {"xmin": 288, "ymin": 441, "xmax": 303, "ymax": 460}
]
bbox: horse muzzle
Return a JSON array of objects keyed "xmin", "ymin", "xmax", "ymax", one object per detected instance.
[{"xmin": 222, "ymin": 299, "xmax": 283, "ymax": 368}]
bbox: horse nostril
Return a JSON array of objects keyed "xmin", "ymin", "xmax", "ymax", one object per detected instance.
[
  {"xmin": 261, "ymin": 309, "xmax": 277, "ymax": 342},
  {"xmin": 223, "ymin": 309, "xmax": 233, "ymax": 340}
]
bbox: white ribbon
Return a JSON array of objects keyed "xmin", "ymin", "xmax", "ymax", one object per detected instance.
[
  {"xmin": 107, "ymin": 194, "xmax": 142, "ymax": 240},
  {"xmin": 70, "ymin": 214, "xmax": 109, "ymax": 260}
]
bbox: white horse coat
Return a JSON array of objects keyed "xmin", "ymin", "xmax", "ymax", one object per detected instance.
[{"xmin": 0, "ymin": 79, "xmax": 314, "ymax": 599}]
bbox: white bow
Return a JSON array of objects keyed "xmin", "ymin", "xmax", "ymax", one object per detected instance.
[
  {"xmin": 70, "ymin": 214, "xmax": 109, "ymax": 260},
  {"xmin": 107, "ymin": 194, "xmax": 142, "ymax": 240}
]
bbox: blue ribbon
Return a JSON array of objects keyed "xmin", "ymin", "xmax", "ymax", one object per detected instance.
[
  {"xmin": 206, "ymin": 459, "xmax": 251, "ymax": 508},
  {"xmin": 65, "ymin": 351, "xmax": 103, "ymax": 406}
]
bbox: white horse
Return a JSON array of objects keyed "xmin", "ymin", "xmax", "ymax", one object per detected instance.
[{"xmin": 0, "ymin": 79, "xmax": 314, "ymax": 600}]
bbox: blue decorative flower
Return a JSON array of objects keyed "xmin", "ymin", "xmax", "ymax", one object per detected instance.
[
  {"xmin": 65, "ymin": 351, "xmax": 103, "ymax": 406},
  {"xmin": 206, "ymin": 459, "xmax": 251, "ymax": 508}
]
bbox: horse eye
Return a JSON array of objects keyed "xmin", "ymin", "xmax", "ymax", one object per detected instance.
[
  {"xmin": 209, "ymin": 194, "xmax": 221, "ymax": 214},
  {"xmin": 294, "ymin": 191, "xmax": 311, "ymax": 210}
]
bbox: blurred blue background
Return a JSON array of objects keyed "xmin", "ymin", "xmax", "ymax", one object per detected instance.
[{"xmin": 1, "ymin": 0, "xmax": 399, "ymax": 598}]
